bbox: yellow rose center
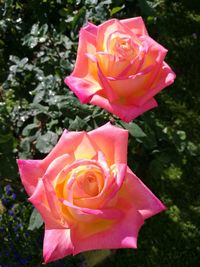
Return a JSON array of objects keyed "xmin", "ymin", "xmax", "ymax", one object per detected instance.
[
  {"xmin": 55, "ymin": 163, "xmax": 104, "ymax": 201},
  {"xmin": 109, "ymin": 35, "xmax": 135, "ymax": 61},
  {"xmin": 74, "ymin": 171, "xmax": 99, "ymax": 197}
]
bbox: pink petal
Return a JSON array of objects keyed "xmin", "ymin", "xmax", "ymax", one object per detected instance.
[
  {"xmin": 136, "ymin": 62, "xmax": 176, "ymax": 106},
  {"xmin": 74, "ymin": 132, "xmax": 97, "ymax": 160},
  {"xmin": 88, "ymin": 122, "xmax": 128, "ymax": 165},
  {"xmin": 17, "ymin": 159, "xmax": 44, "ymax": 196},
  {"xmin": 71, "ymin": 204, "xmax": 144, "ymax": 254},
  {"xmin": 90, "ymin": 94, "xmax": 158, "ymax": 123},
  {"xmin": 65, "ymin": 26, "xmax": 102, "ymax": 102},
  {"xmin": 97, "ymin": 19, "xmax": 131, "ymax": 52},
  {"xmin": 70, "ymin": 27, "xmax": 96, "ymax": 77},
  {"xmin": 29, "ymin": 179, "xmax": 64, "ymax": 229},
  {"xmin": 97, "ymin": 60, "xmax": 118, "ymax": 102},
  {"xmin": 125, "ymin": 168, "xmax": 166, "ymax": 219},
  {"xmin": 17, "ymin": 131, "xmax": 86, "ymax": 196},
  {"xmin": 64, "ymin": 76, "xmax": 101, "ymax": 104},
  {"xmin": 121, "ymin": 17, "xmax": 148, "ymax": 36},
  {"xmin": 126, "ymin": 37, "xmax": 168, "ymax": 103},
  {"xmin": 42, "ymin": 175, "xmax": 62, "ymax": 220},
  {"xmin": 107, "ymin": 70, "xmax": 154, "ymax": 98},
  {"xmin": 42, "ymin": 130, "xmax": 84, "ymax": 169},
  {"xmin": 96, "ymin": 52, "xmax": 130, "ymax": 77},
  {"xmin": 61, "ymin": 198, "xmax": 123, "ymax": 221},
  {"xmin": 43, "ymin": 228, "xmax": 73, "ymax": 263},
  {"xmin": 43, "ymin": 153, "xmax": 74, "ymax": 182},
  {"xmin": 83, "ymin": 22, "xmax": 98, "ymax": 36},
  {"xmin": 102, "ymin": 163, "xmax": 127, "ymax": 204},
  {"xmin": 139, "ymin": 35, "xmax": 168, "ymax": 71}
]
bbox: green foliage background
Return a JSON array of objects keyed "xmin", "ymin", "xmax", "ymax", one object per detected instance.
[{"xmin": 0, "ymin": 0, "xmax": 200, "ymax": 266}]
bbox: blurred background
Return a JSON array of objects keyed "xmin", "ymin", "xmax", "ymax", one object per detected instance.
[{"xmin": 0, "ymin": 0, "xmax": 200, "ymax": 266}]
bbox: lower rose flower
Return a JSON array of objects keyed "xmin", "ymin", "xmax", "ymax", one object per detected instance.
[{"xmin": 17, "ymin": 123, "xmax": 165, "ymax": 263}]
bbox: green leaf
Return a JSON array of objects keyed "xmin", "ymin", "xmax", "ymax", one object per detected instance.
[
  {"xmin": 72, "ymin": 7, "xmax": 86, "ymax": 32},
  {"xmin": 110, "ymin": 5, "xmax": 124, "ymax": 16},
  {"xmin": 30, "ymin": 103, "xmax": 49, "ymax": 115},
  {"xmin": 33, "ymin": 90, "xmax": 45, "ymax": 104},
  {"xmin": 20, "ymin": 137, "xmax": 31, "ymax": 152},
  {"xmin": 38, "ymin": 24, "xmax": 48, "ymax": 36},
  {"xmin": 68, "ymin": 116, "xmax": 87, "ymax": 131},
  {"xmin": 22, "ymin": 123, "xmax": 39, "ymax": 137},
  {"xmin": 120, "ymin": 121, "xmax": 146, "ymax": 138},
  {"xmin": 177, "ymin": 130, "xmax": 186, "ymax": 140},
  {"xmin": 36, "ymin": 131, "xmax": 58, "ymax": 154},
  {"xmin": 28, "ymin": 208, "xmax": 43, "ymax": 231},
  {"xmin": 85, "ymin": 0, "xmax": 98, "ymax": 5},
  {"xmin": 18, "ymin": 57, "xmax": 28, "ymax": 68}
]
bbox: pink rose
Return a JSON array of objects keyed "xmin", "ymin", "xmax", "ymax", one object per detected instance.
[
  {"xmin": 17, "ymin": 123, "xmax": 165, "ymax": 263},
  {"xmin": 65, "ymin": 17, "xmax": 176, "ymax": 122}
]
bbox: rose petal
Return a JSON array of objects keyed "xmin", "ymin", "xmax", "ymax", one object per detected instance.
[
  {"xmin": 107, "ymin": 70, "xmax": 153, "ymax": 98},
  {"xmin": 42, "ymin": 175, "xmax": 62, "ymax": 220},
  {"xmin": 65, "ymin": 76, "xmax": 102, "ymax": 104},
  {"xmin": 96, "ymin": 59, "xmax": 118, "ymax": 102},
  {"xmin": 42, "ymin": 130, "xmax": 84, "ymax": 168},
  {"xmin": 139, "ymin": 36, "xmax": 167, "ymax": 71},
  {"xmin": 17, "ymin": 159, "xmax": 43, "ymax": 196},
  {"xmin": 70, "ymin": 27, "xmax": 96, "ymax": 77},
  {"xmin": 83, "ymin": 22, "xmax": 98, "ymax": 37},
  {"xmin": 97, "ymin": 19, "xmax": 132, "ymax": 52},
  {"xmin": 88, "ymin": 122, "xmax": 128, "ymax": 165},
  {"xmin": 65, "ymin": 26, "xmax": 102, "ymax": 103},
  {"xmin": 90, "ymin": 95, "xmax": 158, "ymax": 123},
  {"xmin": 29, "ymin": 179, "xmax": 64, "ymax": 229},
  {"xmin": 71, "ymin": 204, "xmax": 144, "ymax": 254},
  {"xmin": 135, "ymin": 62, "xmax": 176, "ymax": 106},
  {"xmin": 124, "ymin": 168, "xmax": 166, "ymax": 219},
  {"xmin": 61, "ymin": 198, "xmax": 123, "ymax": 221},
  {"xmin": 102, "ymin": 163, "xmax": 127, "ymax": 205},
  {"xmin": 121, "ymin": 17, "xmax": 148, "ymax": 36},
  {"xmin": 17, "ymin": 132, "xmax": 88, "ymax": 196},
  {"xmin": 74, "ymin": 132, "xmax": 97, "ymax": 160},
  {"xmin": 43, "ymin": 228, "xmax": 73, "ymax": 263},
  {"xmin": 43, "ymin": 154, "xmax": 74, "ymax": 183},
  {"xmin": 97, "ymin": 52, "xmax": 131, "ymax": 78}
]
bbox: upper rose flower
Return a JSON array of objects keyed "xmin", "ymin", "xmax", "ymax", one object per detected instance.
[
  {"xmin": 17, "ymin": 123, "xmax": 165, "ymax": 263},
  {"xmin": 65, "ymin": 17, "xmax": 176, "ymax": 122}
]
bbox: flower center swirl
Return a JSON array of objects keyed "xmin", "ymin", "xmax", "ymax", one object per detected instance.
[
  {"xmin": 107, "ymin": 31, "xmax": 140, "ymax": 62},
  {"xmin": 53, "ymin": 158, "xmax": 122, "ymax": 225}
]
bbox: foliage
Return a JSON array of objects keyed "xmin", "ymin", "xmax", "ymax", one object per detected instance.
[{"xmin": 0, "ymin": 0, "xmax": 200, "ymax": 266}]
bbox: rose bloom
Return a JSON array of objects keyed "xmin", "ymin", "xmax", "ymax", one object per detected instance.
[
  {"xmin": 17, "ymin": 123, "xmax": 165, "ymax": 263},
  {"xmin": 65, "ymin": 17, "xmax": 176, "ymax": 122}
]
